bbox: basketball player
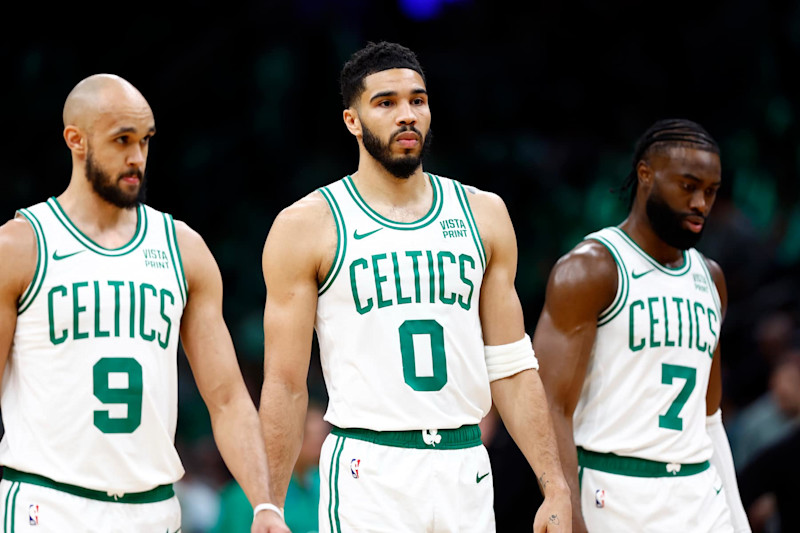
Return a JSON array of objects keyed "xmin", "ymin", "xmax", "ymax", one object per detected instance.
[
  {"xmin": 259, "ymin": 41, "xmax": 571, "ymax": 532},
  {"xmin": 0, "ymin": 74, "xmax": 289, "ymax": 532},
  {"xmin": 533, "ymin": 119, "xmax": 751, "ymax": 532}
]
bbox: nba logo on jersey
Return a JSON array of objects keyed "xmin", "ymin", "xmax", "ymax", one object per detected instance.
[
  {"xmin": 350, "ymin": 458, "xmax": 360, "ymax": 479},
  {"xmin": 595, "ymin": 489, "xmax": 606, "ymax": 509},
  {"xmin": 28, "ymin": 504, "xmax": 39, "ymax": 525}
]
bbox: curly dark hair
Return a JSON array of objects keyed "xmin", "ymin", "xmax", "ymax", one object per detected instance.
[
  {"xmin": 340, "ymin": 41, "xmax": 426, "ymax": 108},
  {"xmin": 619, "ymin": 118, "xmax": 720, "ymax": 208}
]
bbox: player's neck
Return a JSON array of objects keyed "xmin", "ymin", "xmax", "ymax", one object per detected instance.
[
  {"xmin": 619, "ymin": 215, "xmax": 685, "ymax": 268},
  {"xmin": 350, "ymin": 159, "xmax": 430, "ymax": 221},
  {"xmin": 56, "ymin": 178, "xmax": 140, "ymax": 248}
]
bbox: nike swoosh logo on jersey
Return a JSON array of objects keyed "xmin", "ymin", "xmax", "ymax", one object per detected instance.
[
  {"xmin": 476, "ymin": 472, "xmax": 490, "ymax": 483},
  {"xmin": 353, "ymin": 228, "xmax": 383, "ymax": 240},
  {"xmin": 52, "ymin": 250, "xmax": 85, "ymax": 261},
  {"xmin": 631, "ymin": 269, "xmax": 654, "ymax": 279},
  {"xmin": 714, "ymin": 485, "xmax": 723, "ymax": 495}
]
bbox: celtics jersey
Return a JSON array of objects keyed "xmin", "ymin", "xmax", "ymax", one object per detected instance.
[
  {"xmin": 0, "ymin": 197, "xmax": 187, "ymax": 493},
  {"xmin": 315, "ymin": 174, "xmax": 490, "ymax": 431},
  {"xmin": 573, "ymin": 227, "xmax": 720, "ymax": 464}
]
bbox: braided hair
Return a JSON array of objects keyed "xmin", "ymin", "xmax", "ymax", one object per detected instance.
[{"xmin": 619, "ymin": 119, "xmax": 720, "ymax": 208}]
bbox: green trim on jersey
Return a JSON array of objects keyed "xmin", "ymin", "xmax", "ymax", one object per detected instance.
[
  {"xmin": 342, "ymin": 173, "xmax": 444, "ymax": 230},
  {"xmin": 163, "ymin": 214, "xmax": 188, "ymax": 306},
  {"xmin": 577, "ymin": 447, "xmax": 710, "ymax": 478},
  {"xmin": 589, "ymin": 234, "xmax": 630, "ymax": 327},
  {"xmin": 695, "ymin": 250, "xmax": 721, "ymax": 314},
  {"xmin": 318, "ymin": 186, "xmax": 348, "ymax": 296},
  {"xmin": 4, "ymin": 481, "xmax": 20, "ymax": 533},
  {"xmin": 453, "ymin": 181, "xmax": 487, "ymax": 271},
  {"xmin": 607, "ymin": 226, "xmax": 692, "ymax": 276},
  {"xmin": 2, "ymin": 468, "xmax": 175, "ymax": 504},
  {"xmin": 46, "ymin": 197, "xmax": 147, "ymax": 256},
  {"xmin": 327, "ymin": 436, "xmax": 345, "ymax": 533},
  {"xmin": 15, "ymin": 209, "xmax": 48, "ymax": 315},
  {"xmin": 331, "ymin": 424, "xmax": 482, "ymax": 450}
]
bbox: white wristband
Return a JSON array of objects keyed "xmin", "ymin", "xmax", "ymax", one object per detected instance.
[{"xmin": 253, "ymin": 503, "xmax": 284, "ymax": 519}]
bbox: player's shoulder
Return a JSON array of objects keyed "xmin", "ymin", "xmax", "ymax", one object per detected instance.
[
  {"xmin": 547, "ymin": 235, "xmax": 618, "ymax": 290},
  {"xmin": 456, "ymin": 181, "xmax": 507, "ymax": 213},
  {"xmin": 0, "ymin": 217, "xmax": 38, "ymax": 293}
]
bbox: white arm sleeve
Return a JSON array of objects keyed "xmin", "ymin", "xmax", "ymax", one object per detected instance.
[
  {"xmin": 484, "ymin": 334, "xmax": 539, "ymax": 382},
  {"xmin": 707, "ymin": 408, "xmax": 752, "ymax": 533}
]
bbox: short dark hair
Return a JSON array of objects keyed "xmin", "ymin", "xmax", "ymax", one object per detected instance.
[
  {"xmin": 340, "ymin": 41, "xmax": 426, "ymax": 108},
  {"xmin": 618, "ymin": 118, "xmax": 720, "ymax": 208}
]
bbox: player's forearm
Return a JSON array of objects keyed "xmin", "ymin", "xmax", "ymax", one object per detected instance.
[
  {"xmin": 259, "ymin": 378, "xmax": 308, "ymax": 507},
  {"xmin": 490, "ymin": 370, "xmax": 569, "ymax": 498},
  {"xmin": 550, "ymin": 406, "xmax": 587, "ymax": 529},
  {"xmin": 209, "ymin": 392, "xmax": 275, "ymax": 507}
]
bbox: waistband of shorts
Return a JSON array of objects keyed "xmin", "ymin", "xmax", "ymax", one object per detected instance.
[
  {"xmin": 331, "ymin": 425, "xmax": 482, "ymax": 450},
  {"xmin": 577, "ymin": 447, "xmax": 710, "ymax": 478},
  {"xmin": 2, "ymin": 468, "xmax": 175, "ymax": 504}
]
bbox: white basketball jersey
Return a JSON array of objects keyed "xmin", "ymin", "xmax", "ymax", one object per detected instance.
[
  {"xmin": 315, "ymin": 174, "xmax": 490, "ymax": 431},
  {"xmin": 573, "ymin": 227, "xmax": 720, "ymax": 464},
  {"xmin": 0, "ymin": 197, "xmax": 187, "ymax": 493}
]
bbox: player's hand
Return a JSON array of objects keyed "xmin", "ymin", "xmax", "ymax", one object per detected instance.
[
  {"xmin": 532, "ymin": 486, "xmax": 572, "ymax": 533},
  {"xmin": 251, "ymin": 507, "xmax": 291, "ymax": 533}
]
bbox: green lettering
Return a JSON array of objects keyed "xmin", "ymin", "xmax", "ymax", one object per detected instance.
[
  {"xmin": 129, "ymin": 282, "xmax": 136, "ymax": 338},
  {"xmin": 349, "ymin": 259, "xmax": 372, "ymax": 314},
  {"xmin": 647, "ymin": 297, "xmax": 661, "ymax": 348},
  {"xmin": 158, "ymin": 289, "xmax": 174, "ymax": 349},
  {"xmin": 694, "ymin": 302, "xmax": 706, "ymax": 353},
  {"xmin": 437, "ymin": 251, "xmax": 456, "ymax": 305},
  {"xmin": 139, "ymin": 283, "xmax": 157, "ymax": 342},
  {"xmin": 426, "ymin": 251, "xmax": 435, "ymax": 304},
  {"xmin": 672, "ymin": 297, "xmax": 684, "ymax": 347},
  {"xmin": 662, "ymin": 297, "xmax": 675, "ymax": 347},
  {"xmin": 93, "ymin": 281, "xmax": 110, "ymax": 338},
  {"xmin": 707, "ymin": 308, "xmax": 718, "ymax": 358},
  {"xmin": 108, "ymin": 281, "xmax": 124, "ymax": 337},
  {"xmin": 406, "ymin": 251, "xmax": 422, "ymax": 303},
  {"xmin": 73, "ymin": 281, "xmax": 89, "ymax": 340},
  {"xmin": 391, "ymin": 252, "xmax": 411, "ymax": 305},
  {"xmin": 458, "ymin": 254, "xmax": 475, "ymax": 311},
  {"xmin": 372, "ymin": 254, "xmax": 391, "ymax": 309},
  {"xmin": 629, "ymin": 300, "xmax": 646, "ymax": 351},
  {"xmin": 48, "ymin": 285, "xmax": 68, "ymax": 345}
]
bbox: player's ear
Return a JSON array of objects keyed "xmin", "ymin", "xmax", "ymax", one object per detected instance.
[
  {"xmin": 64, "ymin": 126, "xmax": 87, "ymax": 156},
  {"xmin": 343, "ymin": 107, "xmax": 361, "ymax": 138},
  {"xmin": 636, "ymin": 160, "xmax": 653, "ymax": 188}
]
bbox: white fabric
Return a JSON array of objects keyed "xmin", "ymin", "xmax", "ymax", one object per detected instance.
[
  {"xmin": 580, "ymin": 465, "xmax": 733, "ymax": 532},
  {"xmin": 0, "ymin": 199, "xmax": 186, "ymax": 493},
  {"xmin": 318, "ymin": 433, "xmax": 495, "ymax": 532},
  {"xmin": 0, "ymin": 479, "xmax": 181, "ymax": 532},
  {"xmin": 484, "ymin": 333, "xmax": 539, "ymax": 382},
  {"xmin": 706, "ymin": 409, "xmax": 752, "ymax": 532},
  {"xmin": 573, "ymin": 227, "xmax": 719, "ymax": 464},
  {"xmin": 315, "ymin": 175, "xmax": 491, "ymax": 431}
]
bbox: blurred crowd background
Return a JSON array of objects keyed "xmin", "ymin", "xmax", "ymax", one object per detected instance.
[{"xmin": 3, "ymin": 1, "xmax": 800, "ymax": 531}]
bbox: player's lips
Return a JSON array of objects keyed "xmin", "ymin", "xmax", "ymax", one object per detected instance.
[
  {"xmin": 683, "ymin": 215, "xmax": 705, "ymax": 232},
  {"xmin": 395, "ymin": 132, "xmax": 420, "ymax": 148}
]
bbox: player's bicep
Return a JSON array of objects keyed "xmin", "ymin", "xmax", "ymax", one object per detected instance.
[
  {"xmin": 0, "ymin": 219, "xmax": 37, "ymax": 377},
  {"xmin": 533, "ymin": 245, "xmax": 616, "ymax": 414},
  {"xmin": 261, "ymin": 207, "xmax": 325, "ymax": 388}
]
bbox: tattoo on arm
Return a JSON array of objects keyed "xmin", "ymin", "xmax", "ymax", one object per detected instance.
[
  {"xmin": 465, "ymin": 185, "xmax": 477, "ymax": 195},
  {"xmin": 538, "ymin": 472, "xmax": 549, "ymax": 491}
]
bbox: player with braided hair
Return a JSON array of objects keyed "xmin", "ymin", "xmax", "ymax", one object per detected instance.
[{"xmin": 533, "ymin": 119, "xmax": 751, "ymax": 532}]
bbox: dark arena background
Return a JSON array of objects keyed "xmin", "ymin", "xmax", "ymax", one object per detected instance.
[{"xmin": 3, "ymin": 1, "xmax": 800, "ymax": 531}]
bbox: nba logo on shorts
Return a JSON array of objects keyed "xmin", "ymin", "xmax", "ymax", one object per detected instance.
[
  {"xmin": 28, "ymin": 504, "xmax": 39, "ymax": 525},
  {"xmin": 350, "ymin": 458, "xmax": 360, "ymax": 479},
  {"xmin": 595, "ymin": 489, "xmax": 606, "ymax": 509}
]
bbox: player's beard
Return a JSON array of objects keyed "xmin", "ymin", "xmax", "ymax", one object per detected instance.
[
  {"xmin": 362, "ymin": 123, "xmax": 432, "ymax": 179},
  {"xmin": 85, "ymin": 148, "xmax": 146, "ymax": 209},
  {"xmin": 646, "ymin": 185, "xmax": 705, "ymax": 250}
]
